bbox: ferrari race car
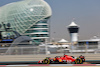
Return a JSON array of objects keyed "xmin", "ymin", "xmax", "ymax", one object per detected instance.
[{"xmin": 38, "ymin": 54, "xmax": 85, "ymax": 64}]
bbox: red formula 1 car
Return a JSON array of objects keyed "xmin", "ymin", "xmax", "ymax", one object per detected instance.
[{"xmin": 38, "ymin": 54, "xmax": 85, "ymax": 64}]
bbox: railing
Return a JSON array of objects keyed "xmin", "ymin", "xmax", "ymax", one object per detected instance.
[{"xmin": 0, "ymin": 44, "xmax": 99, "ymax": 55}]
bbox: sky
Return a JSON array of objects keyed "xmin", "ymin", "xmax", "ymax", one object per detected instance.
[{"xmin": 0, "ymin": 0, "xmax": 100, "ymax": 41}]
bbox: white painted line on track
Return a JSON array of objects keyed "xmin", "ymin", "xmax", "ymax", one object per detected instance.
[
  {"xmin": 96, "ymin": 64, "xmax": 100, "ymax": 66},
  {"xmin": 50, "ymin": 64, "xmax": 73, "ymax": 66},
  {"xmin": 1, "ymin": 64, "xmax": 100, "ymax": 66},
  {"xmin": 29, "ymin": 64, "xmax": 49, "ymax": 66},
  {"xmin": 7, "ymin": 65, "xmax": 28, "ymax": 66},
  {"xmin": 73, "ymin": 64, "xmax": 96, "ymax": 66}
]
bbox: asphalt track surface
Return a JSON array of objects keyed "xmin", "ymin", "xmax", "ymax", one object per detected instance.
[
  {"xmin": 0, "ymin": 60, "xmax": 100, "ymax": 65},
  {"xmin": 1, "ymin": 54, "xmax": 100, "ymax": 67},
  {"xmin": 2, "ymin": 66, "xmax": 100, "ymax": 67},
  {"xmin": 16, "ymin": 66, "xmax": 100, "ymax": 67},
  {"xmin": 1, "ymin": 62, "xmax": 100, "ymax": 67},
  {"xmin": 3, "ymin": 66, "xmax": 100, "ymax": 67},
  {"xmin": 1, "ymin": 64, "xmax": 100, "ymax": 67},
  {"xmin": 1, "ymin": 54, "xmax": 100, "ymax": 62}
]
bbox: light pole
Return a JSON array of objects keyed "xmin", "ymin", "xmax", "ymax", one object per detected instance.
[
  {"xmin": 45, "ymin": 38, "xmax": 48, "ymax": 55},
  {"xmin": 71, "ymin": 41, "xmax": 73, "ymax": 53}
]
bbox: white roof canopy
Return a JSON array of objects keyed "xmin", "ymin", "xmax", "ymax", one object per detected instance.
[
  {"xmin": 68, "ymin": 21, "xmax": 78, "ymax": 27},
  {"xmin": 58, "ymin": 39, "xmax": 68, "ymax": 43}
]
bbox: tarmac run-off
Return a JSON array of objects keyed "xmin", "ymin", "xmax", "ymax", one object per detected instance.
[
  {"xmin": 1, "ymin": 64, "xmax": 100, "ymax": 67},
  {"xmin": 3, "ymin": 66, "xmax": 100, "ymax": 67},
  {"xmin": 0, "ymin": 54, "xmax": 100, "ymax": 62}
]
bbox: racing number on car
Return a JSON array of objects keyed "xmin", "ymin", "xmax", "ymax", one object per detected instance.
[{"xmin": 67, "ymin": 60, "xmax": 72, "ymax": 63}]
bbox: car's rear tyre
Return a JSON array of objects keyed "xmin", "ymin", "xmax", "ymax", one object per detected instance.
[
  {"xmin": 71, "ymin": 56, "xmax": 74, "ymax": 58},
  {"xmin": 75, "ymin": 58, "xmax": 83, "ymax": 64},
  {"xmin": 43, "ymin": 58, "xmax": 50, "ymax": 64}
]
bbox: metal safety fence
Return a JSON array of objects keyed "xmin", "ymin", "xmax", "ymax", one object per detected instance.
[
  {"xmin": 0, "ymin": 45, "xmax": 99, "ymax": 55},
  {"xmin": 2, "ymin": 46, "xmax": 68, "ymax": 55}
]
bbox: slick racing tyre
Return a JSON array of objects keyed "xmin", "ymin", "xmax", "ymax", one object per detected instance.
[
  {"xmin": 75, "ymin": 58, "xmax": 82, "ymax": 64},
  {"xmin": 71, "ymin": 56, "xmax": 74, "ymax": 58},
  {"xmin": 43, "ymin": 58, "xmax": 50, "ymax": 64}
]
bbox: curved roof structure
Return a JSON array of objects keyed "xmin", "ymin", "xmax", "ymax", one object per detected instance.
[
  {"xmin": 0, "ymin": 0, "xmax": 52, "ymax": 44},
  {"xmin": 0, "ymin": 0, "xmax": 52, "ymax": 34}
]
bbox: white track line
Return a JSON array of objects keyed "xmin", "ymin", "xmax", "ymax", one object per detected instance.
[
  {"xmin": 50, "ymin": 64, "xmax": 73, "ymax": 66},
  {"xmin": 0, "ymin": 64, "xmax": 100, "ymax": 66}
]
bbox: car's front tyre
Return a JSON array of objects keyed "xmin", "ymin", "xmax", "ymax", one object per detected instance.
[
  {"xmin": 43, "ymin": 58, "xmax": 50, "ymax": 64},
  {"xmin": 75, "ymin": 58, "xmax": 83, "ymax": 64}
]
